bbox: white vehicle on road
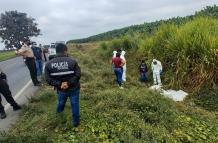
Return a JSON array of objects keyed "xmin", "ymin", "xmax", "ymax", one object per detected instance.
[{"xmin": 48, "ymin": 43, "xmax": 56, "ymax": 60}]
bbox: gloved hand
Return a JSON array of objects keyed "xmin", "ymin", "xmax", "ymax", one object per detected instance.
[{"xmin": 160, "ymin": 70, "xmax": 163, "ymax": 75}]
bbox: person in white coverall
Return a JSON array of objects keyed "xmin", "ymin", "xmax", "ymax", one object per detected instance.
[
  {"xmin": 113, "ymin": 51, "xmax": 117, "ymax": 58},
  {"xmin": 151, "ymin": 59, "xmax": 162, "ymax": 85},
  {"xmin": 112, "ymin": 51, "xmax": 117, "ymax": 72},
  {"xmin": 120, "ymin": 50, "xmax": 126, "ymax": 82}
]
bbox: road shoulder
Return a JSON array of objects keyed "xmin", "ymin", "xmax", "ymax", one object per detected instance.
[{"xmin": 0, "ymin": 81, "xmax": 38, "ymax": 132}]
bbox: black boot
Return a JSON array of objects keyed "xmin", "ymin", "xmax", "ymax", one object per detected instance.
[
  {"xmin": 0, "ymin": 110, "xmax": 6, "ymax": 119},
  {"xmin": 34, "ymin": 82, "xmax": 41, "ymax": 86},
  {"xmin": 13, "ymin": 104, "xmax": 21, "ymax": 111}
]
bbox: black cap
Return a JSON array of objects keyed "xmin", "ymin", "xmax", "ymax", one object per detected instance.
[{"xmin": 56, "ymin": 43, "xmax": 68, "ymax": 54}]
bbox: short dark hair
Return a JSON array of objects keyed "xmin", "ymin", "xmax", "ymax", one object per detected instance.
[
  {"xmin": 116, "ymin": 52, "xmax": 121, "ymax": 57},
  {"xmin": 23, "ymin": 38, "xmax": 31, "ymax": 46},
  {"xmin": 56, "ymin": 43, "xmax": 67, "ymax": 54},
  {"xmin": 117, "ymin": 49, "xmax": 122, "ymax": 53}
]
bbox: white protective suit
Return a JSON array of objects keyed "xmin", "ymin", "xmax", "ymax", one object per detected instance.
[
  {"xmin": 151, "ymin": 59, "xmax": 162, "ymax": 85},
  {"xmin": 112, "ymin": 51, "xmax": 117, "ymax": 72},
  {"xmin": 121, "ymin": 51, "xmax": 126, "ymax": 82},
  {"xmin": 113, "ymin": 51, "xmax": 117, "ymax": 58}
]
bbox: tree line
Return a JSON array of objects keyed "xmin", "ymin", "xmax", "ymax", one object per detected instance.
[{"xmin": 67, "ymin": 5, "xmax": 218, "ymax": 44}]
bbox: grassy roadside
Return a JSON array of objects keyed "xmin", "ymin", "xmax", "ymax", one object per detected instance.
[
  {"xmin": 0, "ymin": 43, "xmax": 217, "ymax": 143},
  {"xmin": 0, "ymin": 51, "xmax": 17, "ymax": 62}
]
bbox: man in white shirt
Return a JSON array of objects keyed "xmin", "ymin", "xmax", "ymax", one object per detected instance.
[{"xmin": 16, "ymin": 39, "xmax": 41, "ymax": 86}]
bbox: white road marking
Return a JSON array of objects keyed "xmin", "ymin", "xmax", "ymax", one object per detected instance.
[{"xmin": 5, "ymin": 80, "xmax": 32, "ymax": 111}]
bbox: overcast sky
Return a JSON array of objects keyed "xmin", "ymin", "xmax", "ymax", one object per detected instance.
[{"xmin": 0, "ymin": 0, "xmax": 217, "ymax": 48}]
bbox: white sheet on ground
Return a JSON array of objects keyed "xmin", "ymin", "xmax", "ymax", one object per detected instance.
[{"xmin": 149, "ymin": 85, "xmax": 188, "ymax": 101}]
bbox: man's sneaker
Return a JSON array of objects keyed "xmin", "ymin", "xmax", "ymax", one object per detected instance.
[
  {"xmin": 13, "ymin": 104, "xmax": 21, "ymax": 111},
  {"xmin": 0, "ymin": 112, "xmax": 6, "ymax": 119}
]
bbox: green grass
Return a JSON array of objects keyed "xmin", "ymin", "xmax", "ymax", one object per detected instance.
[
  {"xmin": 0, "ymin": 44, "xmax": 217, "ymax": 143},
  {"xmin": 0, "ymin": 51, "xmax": 17, "ymax": 62}
]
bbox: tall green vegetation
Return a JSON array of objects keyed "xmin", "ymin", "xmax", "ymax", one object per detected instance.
[
  {"xmin": 139, "ymin": 17, "xmax": 218, "ymax": 91},
  {"xmin": 68, "ymin": 5, "xmax": 218, "ymax": 44},
  {"xmin": 100, "ymin": 17, "xmax": 218, "ymax": 93}
]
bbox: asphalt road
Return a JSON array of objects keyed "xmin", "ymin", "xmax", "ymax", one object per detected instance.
[
  {"xmin": 0, "ymin": 57, "xmax": 30, "ymax": 106},
  {"xmin": 0, "ymin": 56, "xmax": 39, "ymax": 131}
]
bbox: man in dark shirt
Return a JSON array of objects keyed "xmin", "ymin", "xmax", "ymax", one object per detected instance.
[
  {"xmin": 45, "ymin": 43, "xmax": 81, "ymax": 127},
  {"xmin": 112, "ymin": 52, "xmax": 125, "ymax": 89},
  {"xmin": 139, "ymin": 59, "xmax": 148, "ymax": 83},
  {"xmin": 32, "ymin": 43, "xmax": 43, "ymax": 76}
]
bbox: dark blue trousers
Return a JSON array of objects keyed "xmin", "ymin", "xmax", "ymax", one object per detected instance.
[
  {"xmin": 57, "ymin": 89, "xmax": 80, "ymax": 126},
  {"xmin": 114, "ymin": 68, "xmax": 123, "ymax": 86}
]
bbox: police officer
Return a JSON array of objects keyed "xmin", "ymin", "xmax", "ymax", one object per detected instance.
[
  {"xmin": 0, "ymin": 69, "xmax": 21, "ymax": 119},
  {"xmin": 45, "ymin": 43, "xmax": 81, "ymax": 127},
  {"xmin": 16, "ymin": 39, "xmax": 41, "ymax": 86}
]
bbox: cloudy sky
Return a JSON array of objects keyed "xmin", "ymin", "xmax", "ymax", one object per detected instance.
[{"xmin": 0, "ymin": 0, "xmax": 217, "ymax": 48}]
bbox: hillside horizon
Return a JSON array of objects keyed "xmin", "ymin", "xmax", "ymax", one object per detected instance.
[{"xmin": 68, "ymin": 5, "xmax": 218, "ymax": 43}]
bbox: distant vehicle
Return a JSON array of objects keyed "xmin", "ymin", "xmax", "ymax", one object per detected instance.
[{"xmin": 48, "ymin": 41, "xmax": 65, "ymax": 60}]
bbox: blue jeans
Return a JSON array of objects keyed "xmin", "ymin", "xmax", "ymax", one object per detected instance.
[
  {"xmin": 35, "ymin": 60, "xmax": 43, "ymax": 76},
  {"xmin": 140, "ymin": 73, "xmax": 147, "ymax": 82},
  {"xmin": 57, "ymin": 89, "xmax": 80, "ymax": 126},
  {"xmin": 114, "ymin": 68, "xmax": 123, "ymax": 86}
]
